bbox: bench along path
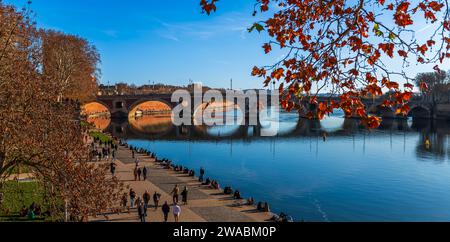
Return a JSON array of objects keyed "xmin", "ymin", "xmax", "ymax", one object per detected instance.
[{"xmin": 92, "ymin": 145, "xmax": 273, "ymax": 222}]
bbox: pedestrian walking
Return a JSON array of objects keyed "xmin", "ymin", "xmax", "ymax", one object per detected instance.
[
  {"xmin": 162, "ymin": 202, "xmax": 170, "ymax": 222},
  {"xmin": 129, "ymin": 189, "xmax": 136, "ymax": 208},
  {"xmin": 181, "ymin": 186, "xmax": 188, "ymax": 205},
  {"xmin": 138, "ymin": 202, "xmax": 147, "ymax": 222},
  {"xmin": 121, "ymin": 193, "xmax": 129, "ymax": 213},
  {"xmin": 173, "ymin": 203, "xmax": 181, "ymax": 222},
  {"xmin": 110, "ymin": 162, "xmax": 117, "ymax": 176},
  {"xmin": 133, "ymin": 167, "xmax": 138, "ymax": 181},
  {"xmin": 200, "ymin": 167, "xmax": 205, "ymax": 177},
  {"xmin": 153, "ymin": 192, "xmax": 161, "ymax": 209},
  {"xmin": 137, "ymin": 167, "xmax": 142, "ymax": 181},
  {"xmin": 143, "ymin": 190, "xmax": 151, "ymax": 209},
  {"xmin": 143, "ymin": 166, "xmax": 148, "ymax": 181},
  {"xmin": 171, "ymin": 185, "xmax": 180, "ymax": 204}
]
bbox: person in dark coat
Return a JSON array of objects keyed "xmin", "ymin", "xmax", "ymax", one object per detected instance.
[
  {"xmin": 138, "ymin": 202, "xmax": 147, "ymax": 222},
  {"xmin": 153, "ymin": 192, "xmax": 161, "ymax": 210},
  {"xmin": 142, "ymin": 167, "xmax": 148, "ymax": 181},
  {"xmin": 181, "ymin": 187, "xmax": 189, "ymax": 205},
  {"xmin": 137, "ymin": 167, "xmax": 142, "ymax": 181},
  {"xmin": 143, "ymin": 191, "xmax": 151, "ymax": 209},
  {"xmin": 162, "ymin": 202, "xmax": 170, "ymax": 222}
]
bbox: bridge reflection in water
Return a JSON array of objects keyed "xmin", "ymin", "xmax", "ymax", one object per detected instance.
[
  {"xmin": 87, "ymin": 111, "xmax": 450, "ymax": 221},
  {"xmin": 84, "ymin": 111, "xmax": 450, "ymax": 161}
]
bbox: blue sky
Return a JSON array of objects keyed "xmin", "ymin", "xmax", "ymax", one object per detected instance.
[
  {"xmin": 5, "ymin": 0, "xmax": 274, "ymax": 89},
  {"xmin": 4, "ymin": 0, "xmax": 450, "ymax": 91}
]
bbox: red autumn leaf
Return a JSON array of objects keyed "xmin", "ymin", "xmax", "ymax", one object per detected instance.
[
  {"xmin": 397, "ymin": 2, "xmax": 410, "ymax": 12},
  {"xmin": 396, "ymin": 104, "xmax": 411, "ymax": 116},
  {"xmin": 385, "ymin": 81, "xmax": 400, "ymax": 89},
  {"xmin": 394, "ymin": 2, "xmax": 414, "ymax": 27},
  {"xmin": 355, "ymin": 108, "xmax": 366, "ymax": 118},
  {"xmin": 365, "ymin": 116, "xmax": 382, "ymax": 129},
  {"xmin": 417, "ymin": 44, "xmax": 428, "ymax": 55},
  {"xmin": 318, "ymin": 102, "xmax": 328, "ymax": 112},
  {"xmin": 263, "ymin": 43, "xmax": 272, "ymax": 54},
  {"xmin": 424, "ymin": 11, "xmax": 437, "ymax": 21},
  {"xmin": 251, "ymin": 66, "xmax": 260, "ymax": 76},
  {"xmin": 272, "ymin": 68, "xmax": 285, "ymax": 80},
  {"xmin": 398, "ymin": 50, "xmax": 408, "ymax": 57},
  {"xmin": 200, "ymin": 0, "xmax": 217, "ymax": 15},
  {"xmin": 429, "ymin": 1, "xmax": 444, "ymax": 11},
  {"xmin": 368, "ymin": 50, "xmax": 381, "ymax": 65},
  {"xmin": 379, "ymin": 43, "xmax": 395, "ymax": 58}
]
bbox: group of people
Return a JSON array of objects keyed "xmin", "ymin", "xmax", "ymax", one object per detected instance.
[
  {"xmin": 158, "ymin": 160, "xmax": 272, "ymax": 211},
  {"xmin": 121, "ymin": 188, "xmax": 183, "ymax": 222},
  {"xmin": 91, "ymin": 138, "xmax": 118, "ymax": 162},
  {"xmin": 19, "ymin": 202, "xmax": 44, "ymax": 220},
  {"xmin": 133, "ymin": 165, "xmax": 148, "ymax": 181},
  {"xmin": 225, "ymin": 187, "xmax": 258, "ymax": 208},
  {"xmin": 202, "ymin": 178, "xmax": 221, "ymax": 190},
  {"xmin": 159, "ymin": 160, "xmax": 197, "ymax": 179},
  {"xmin": 158, "ymin": 161, "xmax": 221, "ymax": 191},
  {"xmin": 117, "ymin": 139, "xmax": 272, "ymax": 222},
  {"xmin": 127, "ymin": 144, "xmax": 157, "ymax": 160},
  {"xmin": 113, "ymin": 142, "xmax": 185, "ymax": 222},
  {"xmin": 257, "ymin": 202, "xmax": 271, "ymax": 213},
  {"xmin": 170, "ymin": 184, "xmax": 189, "ymax": 205}
]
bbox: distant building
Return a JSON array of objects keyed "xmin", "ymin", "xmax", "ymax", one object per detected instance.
[{"xmin": 98, "ymin": 82, "xmax": 229, "ymax": 96}]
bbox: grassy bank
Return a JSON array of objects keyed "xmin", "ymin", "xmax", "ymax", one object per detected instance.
[
  {"xmin": 89, "ymin": 131, "xmax": 112, "ymax": 143},
  {"xmin": 80, "ymin": 120, "xmax": 92, "ymax": 128},
  {"xmin": 0, "ymin": 181, "xmax": 48, "ymax": 221}
]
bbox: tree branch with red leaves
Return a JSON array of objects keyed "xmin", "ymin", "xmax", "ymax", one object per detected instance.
[{"xmin": 201, "ymin": 0, "xmax": 450, "ymax": 128}]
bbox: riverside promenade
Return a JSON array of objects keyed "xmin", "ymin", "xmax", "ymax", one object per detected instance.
[{"xmin": 92, "ymin": 145, "xmax": 274, "ymax": 222}]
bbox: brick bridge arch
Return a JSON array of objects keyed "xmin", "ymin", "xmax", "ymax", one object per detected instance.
[
  {"xmin": 82, "ymin": 100, "xmax": 112, "ymax": 116},
  {"xmin": 128, "ymin": 98, "xmax": 174, "ymax": 117},
  {"xmin": 95, "ymin": 94, "xmax": 175, "ymax": 118}
]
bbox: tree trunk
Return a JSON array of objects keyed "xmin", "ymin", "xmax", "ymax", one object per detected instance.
[
  {"xmin": 0, "ymin": 152, "xmax": 5, "ymax": 178},
  {"xmin": 65, "ymin": 199, "xmax": 69, "ymax": 222}
]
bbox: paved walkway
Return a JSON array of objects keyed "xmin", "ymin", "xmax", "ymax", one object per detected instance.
[{"xmin": 91, "ymin": 145, "xmax": 273, "ymax": 222}]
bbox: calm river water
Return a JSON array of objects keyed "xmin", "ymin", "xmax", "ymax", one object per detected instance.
[{"xmin": 93, "ymin": 110, "xmax": 450, "ymax": 222}]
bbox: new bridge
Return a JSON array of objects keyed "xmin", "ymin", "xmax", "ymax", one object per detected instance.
[{"xmin": 87, "ymin": 93, "xmax": 435, "ymax": 120}]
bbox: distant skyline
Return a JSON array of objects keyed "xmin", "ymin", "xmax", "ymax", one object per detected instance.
[{"xmin": 4, "ymin": 0, "xmax": 450, "ymax": 91}]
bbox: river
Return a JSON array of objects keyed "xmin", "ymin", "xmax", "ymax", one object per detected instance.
[{"xmin": 90, "ymin": 110, "xmax": 450, "ymax": 222}]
